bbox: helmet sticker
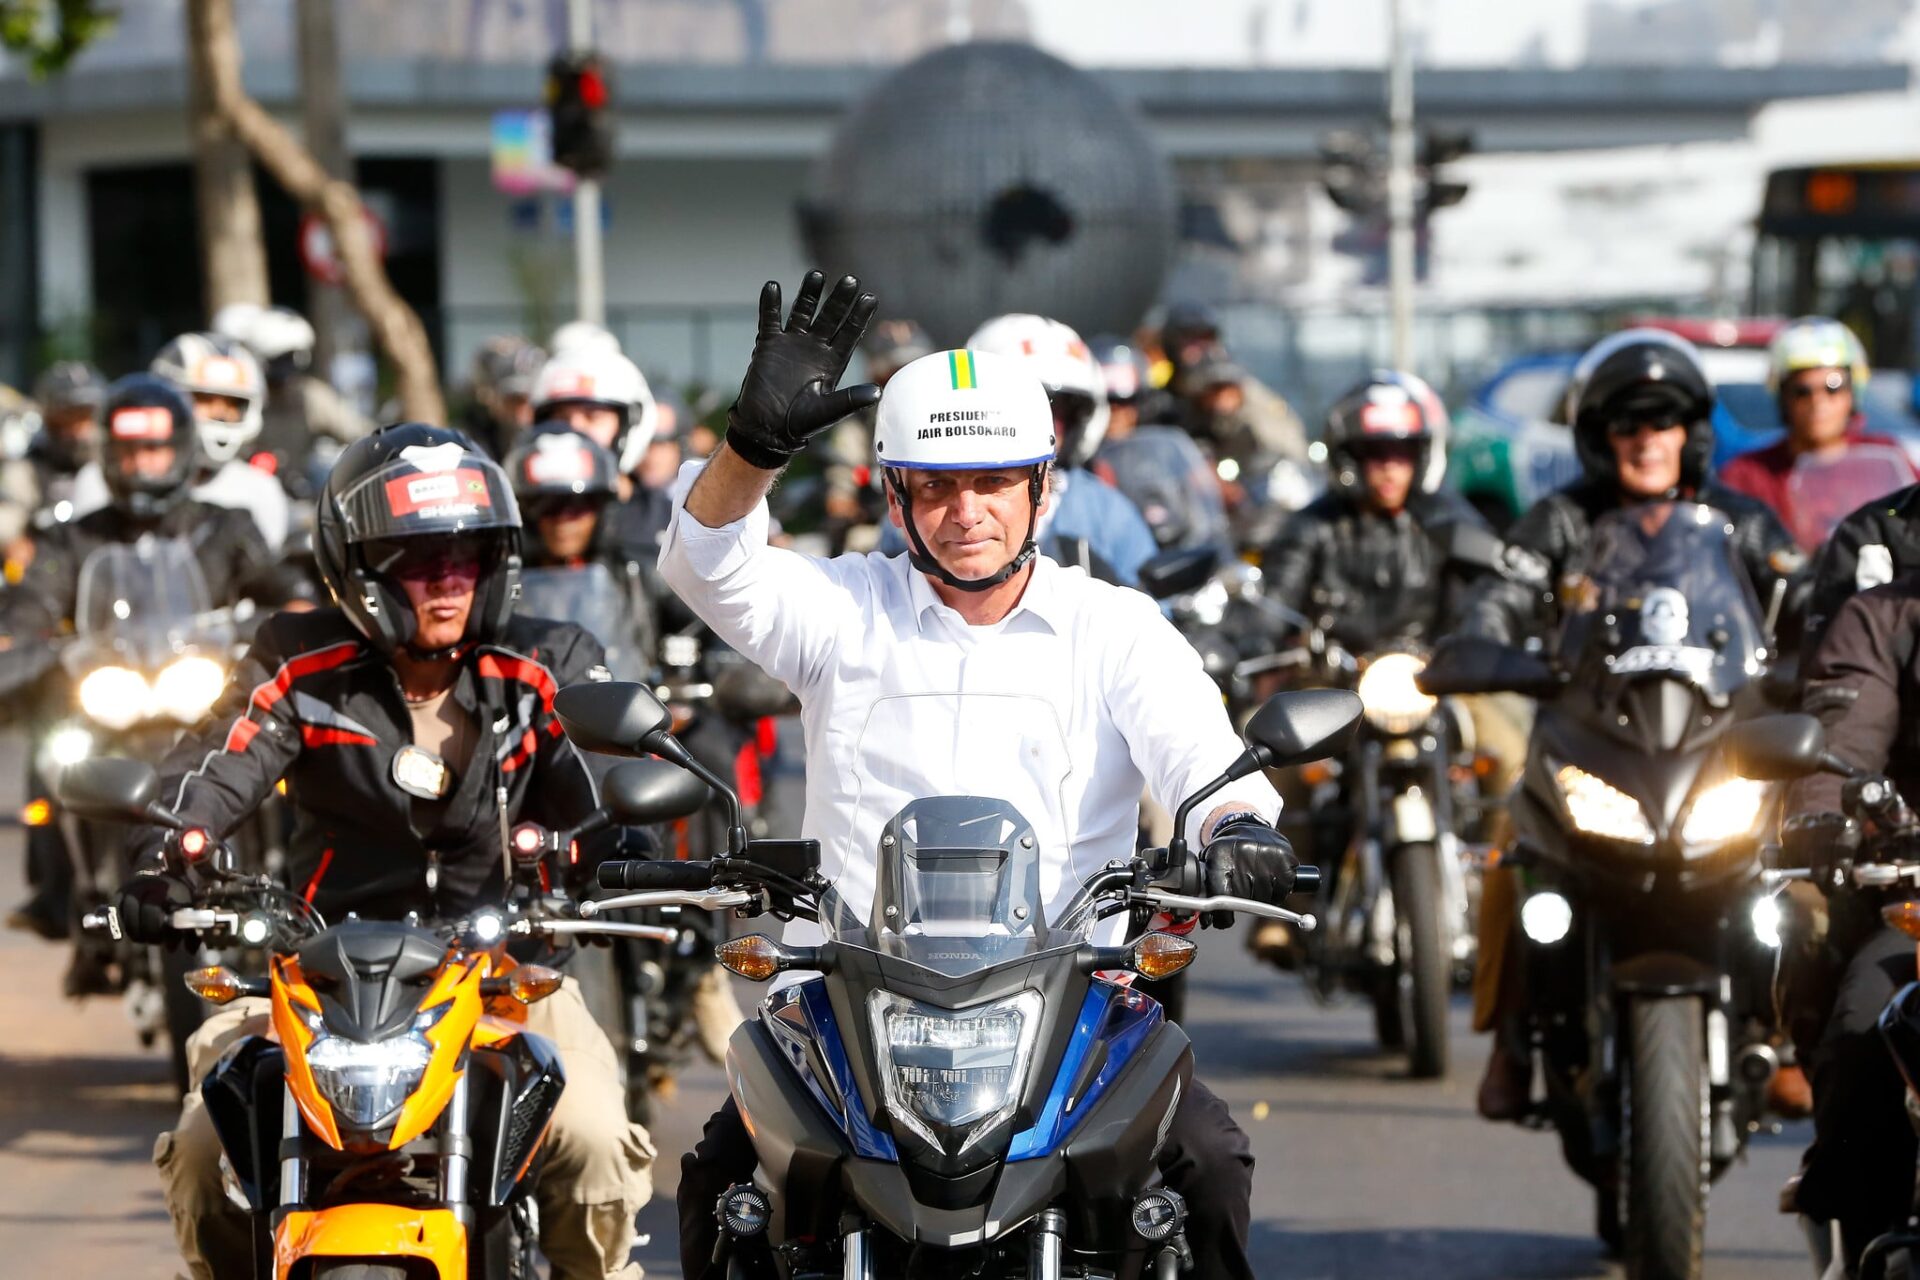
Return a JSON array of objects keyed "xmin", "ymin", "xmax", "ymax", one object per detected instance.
[
  {"xmin": 399, "ymin": 442, "xmax": 468, "ymax": 473},
  {"xmin": 526, "ymin": 435, "xmax": 594, "ymax": 485},
  {"xmin": 1359, "ymin": 392, "xmax": 1421, "ymax": 434},
  {"xmin": 547, "ymin": 370, "xmax": 599, "ymax": 399},
  {"xmin": 110, "ymin": 406, "xmax": 174, "ymax": 441},
  {"xmin": 198, "ymin": 356, "xmax": 246, "ymax": 389},
  {"xmin": 948, "ymin": 350, "xmax": 977, "ymax": 390},
  {"xmin": 385, "ymin": 467, "xmax": 494, "ymax": 518},
  {"xmin": 1640, "ymin": 587, "xmax": 1689, "ymax": 646}
]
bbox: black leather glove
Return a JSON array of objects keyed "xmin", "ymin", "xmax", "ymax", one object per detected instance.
[
  {"xmin": 1200, "ymin": 813, "xmax": 1298, "ymax": 928},
  {"xmin": 1779, "ymin": 810, "xmax": 1861, "ymax": 891},
  {"xmin": 722, "ymin": 271, "xmax": 881, "ymax": 472},
  {"xmin": 112, "ymin": 872, "xmax": 194, "ymax": 946}
]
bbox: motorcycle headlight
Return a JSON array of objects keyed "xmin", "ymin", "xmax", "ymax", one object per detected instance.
[
  {"xmin": 1680, "ymin": 777, "xmax": 1770, "ymax": 851},
  {"xmin": 77, "ymin": 666, "xmax": 148, "ymax": 730},
  {"xmin": 306, "ymin": 1032, "xmax": 434, "ymax": 1129},
  {"xmin": 44, "ymin": 724, "xmax": 93, "ymax": 768},
  {"xmin": 870, "ymin": 989, "xmax": 1042, "ymax": 1155},
  {"xmin": 1357, "ymin": 651, "xmax": 1436, "ymax": 734},
  {"xmin": 1555, "ymin": 764, "xmax": 1654, "ymax": 845},
  {"xmin": 154, "ymin": 655, "xmax": 226, "ymax": 724}
]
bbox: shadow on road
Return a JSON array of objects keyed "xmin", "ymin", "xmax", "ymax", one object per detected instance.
[
  {"xmin": 1253, "ymin": 1222, "xmax": 1614, "ymax": 1279},
  {"xmin": 0, "ymin": 1048, "xmax": 174, "ymax": 1159}
]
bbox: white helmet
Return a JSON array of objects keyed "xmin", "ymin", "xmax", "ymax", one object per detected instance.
[
  {"xmin": 874, "ymin": 349, "xmax": 1054, "ymax": 593},
  {"xmin": 150, "ymin": 332, "xmax": 265, "ymax": 465},
  {"xmin": 248, "ymin": 306, "xmax": 317, "ymax": 363},
  {"xmin": 211, "ymin": 302, "xmax": 264, "ymax": 348},
  {"xmin": 964, "ymin": 313, "xmax": 1112, "ymax": 468},
  {"xmin": 531, "ymin": 346, "xmax": 655, "ymax": 457},
  {"xmin": 549, "ymin": 320, "xmax": 622, "ymax": 357}
]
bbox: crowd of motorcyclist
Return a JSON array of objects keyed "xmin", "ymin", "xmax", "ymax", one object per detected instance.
[{"xmin": 4, "ymin": 285, "xmax": 1919, "ymax": 1278}]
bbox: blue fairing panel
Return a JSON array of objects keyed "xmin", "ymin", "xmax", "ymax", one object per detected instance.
[
  {"xmin": 765, "ymin": 979, "xmax": 898, "ymax": 1162},
  {"xmin": 1008, "ymin": 979, "xmax": 1163, "ymax": 1161}
]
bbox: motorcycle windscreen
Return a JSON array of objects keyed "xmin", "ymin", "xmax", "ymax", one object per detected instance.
[
  {"xmin": 1785, "ymin": 446, "xmax": 1915, "ymax": 552},
  {"xmin": 822, "ymin": 693, "xmax": 1074, "ymax": 974},
  {"xmin": 1556, "ymin": 501, "xmax": 1766, "ymax": 741},
  {"xmin": 516, "ymin": 563, "xmax": 647, "ymax": 681},
  {"xmin": 1092, "ymin": 426, "xmax": 1233, "ymax": 552},
  {"xmin": 70, "ymin": 537, "xmax": 223, "ymax": 670}
]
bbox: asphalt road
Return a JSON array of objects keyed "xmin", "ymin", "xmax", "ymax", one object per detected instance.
[{"xmin": 0, "ymin": 772, "xmax": 1814, "ymax": 1277}]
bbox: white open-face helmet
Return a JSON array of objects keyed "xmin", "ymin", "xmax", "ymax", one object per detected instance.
[
  {"xmin": 531, "ymin": 346, "xmax": 655, "ymax": 459},
  {"xmin": 549, "ymin": 319, "xmax": 621, "ymax": 357},
  {"xmin": 964, "ymin": 313, "xmax": 1112, "ymax": 468},
  {"xmin": 874, "ymin": 348, "xmax": 1055, "ymax": 592},
  {"xmin": 150, "ymin": 331, "xmax": 266, "ymax": 465}
]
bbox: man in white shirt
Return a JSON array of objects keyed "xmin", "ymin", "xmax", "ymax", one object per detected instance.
[{"xmin": 661, "ymin": 272, "xmax": 1296, "ymax": 1280}]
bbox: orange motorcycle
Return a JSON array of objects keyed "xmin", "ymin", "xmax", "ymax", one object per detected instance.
[{"xmin": 67, "ymin": 754, "xmax": 707, "ymax": 1279}]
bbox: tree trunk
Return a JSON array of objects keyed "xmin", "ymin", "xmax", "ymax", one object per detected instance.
[
  {"xmin": 295, "ymin": 0, "xmax": 352, "ymax": 380},
  {"xmin": 190, "ymin": 0, "xmax": 444, "ymax": 423},
  {"xmin": 183, "ymin": 0, "xmax": 269, "ymax": 316}
]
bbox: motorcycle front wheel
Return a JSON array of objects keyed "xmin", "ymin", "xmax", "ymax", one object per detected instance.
[
  {"xmin": 1389, "ymin": 846, "xmax": 1451, "ymax": 1079},
  {"xmin": 1624, "ymin": 994, "xmax": 1709, "ymax": 1280}
]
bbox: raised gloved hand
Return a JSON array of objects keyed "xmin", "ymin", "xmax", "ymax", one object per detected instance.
[
  {"xmin": 1199, "ymin": 812, "xmax": 1298, "ymax": 928},
  {"xmin": 112, "ymin": 871, "xmax": 194, "ymax": 946},
  {"xmin": 723, "ymin": 271, "xmax": 881, "ymax": 472}
]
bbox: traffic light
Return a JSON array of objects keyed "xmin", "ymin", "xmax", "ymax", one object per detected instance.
[
  {"xmin": 1419, "ymin": 128, "xmax": 1472, "ymax": 216},
  {"xmin": 1320, "ymin": 130, "xmax": 1385, "ymax": 217},
  {"xmin": 547, "ymin": 54, "xmax": 614, "ymax": 177}
]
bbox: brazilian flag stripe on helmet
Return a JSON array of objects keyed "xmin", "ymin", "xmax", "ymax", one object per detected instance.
[{"xmin": 949, "ymin": 349, "xmax": 976, "ymax": 390}]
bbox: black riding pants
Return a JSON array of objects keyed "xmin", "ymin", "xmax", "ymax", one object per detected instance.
[{"xmin": 678, "ymin": 1077, "xmax": 1256, "ymax": 1279}]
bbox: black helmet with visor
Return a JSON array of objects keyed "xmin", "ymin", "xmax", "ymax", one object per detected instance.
[
  {"xmin": 315, "ymin": 423, "xmax": 522, "ymax": 658},
  {"xmin": 99, "ymin": 374, "xmax": 200, "ymax": 521}
]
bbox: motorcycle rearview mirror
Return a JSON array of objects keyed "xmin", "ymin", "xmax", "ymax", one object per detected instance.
[
  {"xmin": 555, "ymin": 680, "xmax": 749, "ymax": 855},
  {"xmin": 711, "ymin": 663, "xmax": 799, "ymax": 723},
  {"xmin": 55, "ymin": 757, "xmax": 183, "ymax": 828},
  {"xmin": 1138, "ymin": 546, "xmax": 1220, "ymax": 601},
  {"xmin": 1723, "ymin": 713, "xmax": 1857, "ymax": 782},
  {"xmin": 603, "ymin": 759, "xmax": 713, "ymax": 826},
  {"xmin": 1417, "ymin": 635, "xmax": 1562, "ymax": 699}
]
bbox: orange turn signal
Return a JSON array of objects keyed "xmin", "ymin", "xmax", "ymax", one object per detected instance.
[
  {"xmin": 716, "ymin": 934, "xmax": 785, "ymax": 982},
  {"xmin": 185, "ymin": 965, "xmax": 250, "ymax": 1005},
  {"xmin": 508, "ymin": 964, "xmax": 565, "ymax": 1005},
  {"xmin": 1130, "ymin": 933, "xmax": 1197, "ymax": 981},
  {"xmin": 1885, "ymin": 902, "xmax": 1920, "ymax": 942},
  {"xmin": 19, "ymin": 798, "xmax": 52, "ymax": 827}
]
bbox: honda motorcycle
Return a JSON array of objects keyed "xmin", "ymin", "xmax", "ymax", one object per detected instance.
[
  {"xmin": 1422, "ymin": 501, "xmax": 1788, "ymax": 1280},
  {"xmin": 64, "ymin": 753, "xmax": 698, "ymax": 1279},
  {"xmin": 556, "ymin": 677, "xmax": 1360, "ymax": 1278}
]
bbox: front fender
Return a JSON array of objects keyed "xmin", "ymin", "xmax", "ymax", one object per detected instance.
[{"xmin": 1611, "ymin": 951, "xmax": 1721, "ymax": 998}]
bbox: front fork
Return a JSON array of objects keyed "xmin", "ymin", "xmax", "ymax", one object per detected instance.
[{"xmin": 1340, "ymin": 733, "xmax": 1458, "ymax": 966}]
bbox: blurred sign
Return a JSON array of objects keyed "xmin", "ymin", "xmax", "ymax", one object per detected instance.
[
  {"xmin": 491, "ymin": 110, "xmax": 575, "ymax": 195},
  {"xmin": 298, "ymin": 208, "xmax": 387, "ymax": 286}
]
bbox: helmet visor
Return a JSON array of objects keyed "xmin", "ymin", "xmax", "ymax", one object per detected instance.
[{"xmin": 334, "ymin": 447, "xmax": 521, "ymax": 545}]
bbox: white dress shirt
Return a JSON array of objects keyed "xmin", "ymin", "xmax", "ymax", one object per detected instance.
[{"xmin": 658, "ymin": 461, "xmax": 1279, "ymax": 948}]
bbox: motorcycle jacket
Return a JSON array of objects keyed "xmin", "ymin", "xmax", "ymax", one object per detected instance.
[
  {"xmin": 149, "ymin": 607, "xmax": 611, "ymax": 921},
  {"xmin": 1804, "ymin": 482, "xmax": 1920, "ymax": 655},
  {"xmin": 0, "ymin": 499, "xmax": 270, "ymax": 700},
  {"xmin": 1794, "ymin": 574, "xmax": 1920, "ymax": 821},
  {"xmin": 1458, "ymin": 478, "xmax": 1801, "ymax": 651},
  {"xmin": 1263, "ymin": 485, "xmax": 1488, "ymax": 652}
]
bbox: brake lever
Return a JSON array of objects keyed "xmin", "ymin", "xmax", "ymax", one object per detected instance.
[
  {"xmin": 1129, "ymin": 889, "xmax": 1318, "ymax": 930},
  {"xmin": 516, "ymin": 919, "xmax": 682, "ymax": 943},
  {"xmin": 579, "ymin": 888, "xmax": 756, "ymax": 916}
]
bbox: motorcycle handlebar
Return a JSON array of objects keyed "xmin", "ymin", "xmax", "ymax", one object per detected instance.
[{"xmin": 595, "ymin": 859, "xmax": 715, "ymax": 892}]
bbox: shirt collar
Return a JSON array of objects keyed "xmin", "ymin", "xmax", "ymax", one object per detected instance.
[{"xmin": 906, "ymin": 553, "xmax": 1068, "ymax": 637}]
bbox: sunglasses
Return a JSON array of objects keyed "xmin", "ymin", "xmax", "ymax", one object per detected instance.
[
  {"xmin": 1606, "ymin": 414, "xmax": 1687, "ymax": 439},
  {"xmin": 1784, "ymin": 370, "xmax": 1850, "ymax": 401},
  {"xmin": 365, "ymin": 536, "xmax": 487, "ymax": 581}
]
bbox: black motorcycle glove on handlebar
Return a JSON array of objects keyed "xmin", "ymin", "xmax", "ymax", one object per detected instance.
[
  {"xmin": 1200, "ymin": 812, "xmax": 1298, "ymax": 928},
  {"xmin": 723, "ymin": 271, "xmax": 881, "ymax": 472},
  {"xmin": 113, "ymin": 872, "xmax": 194, "ymax": 946},
  {"xmin": 1780, "ymin": 811, "xmax": 1859, "ymax": 881}
]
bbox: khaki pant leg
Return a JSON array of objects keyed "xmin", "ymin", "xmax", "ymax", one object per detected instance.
[
  {"xmin": 526, "ymin": 979, "xmax": 656, "ymax": 1280},
  {"xmin": 690, "ymin": 964, "xmax": 745, "ymax": 1066},
  {"xmin": 155, "ymin": 996, "xmax": 273, "ymax": 1280},
  {"xmin": 1461, "ymin": 694, "xmax": 1532, "ymax": 1036}
]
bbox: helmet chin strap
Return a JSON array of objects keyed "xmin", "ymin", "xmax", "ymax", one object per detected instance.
[{"xmin": 888, "ymin": 465, "xmax": 1047, "ymax": 595}]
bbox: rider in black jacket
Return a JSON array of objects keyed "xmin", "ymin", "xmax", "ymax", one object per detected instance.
[
  {"xmin": 1462, "ymin": 329, "xmax": 1802, "ymax": 1120},
  {"xmin": 1263, "ymin": 369, "xmax": 1487, "ymax": 649},
  {"xmin": 1, "ymin": 376, "xmax": 269, "ymax": 944},
  {"xmin": 122, "ymin": 424, "xmax": 654, "ymax": 1279}
]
